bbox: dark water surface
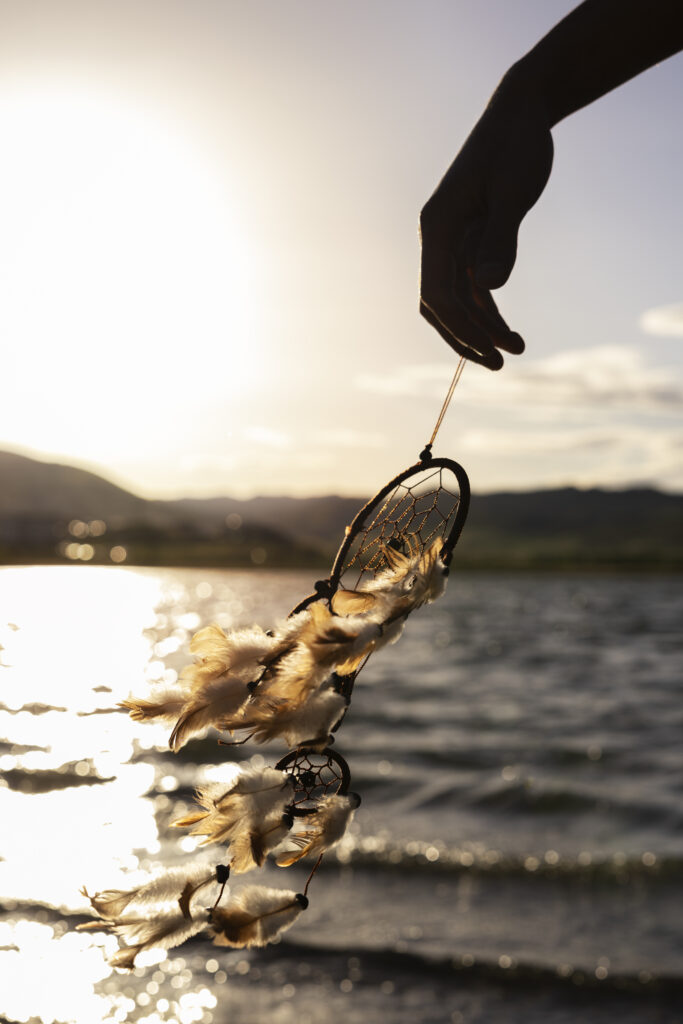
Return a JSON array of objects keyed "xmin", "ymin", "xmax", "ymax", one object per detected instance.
[{"xmin": 0, "ymin": 566, "xmax": 681, "ymax": 1023}]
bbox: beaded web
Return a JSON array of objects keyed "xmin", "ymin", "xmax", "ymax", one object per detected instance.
[
  {"xmin": 290, "ymin": 455, "xmax": 470, "ymax": 617},
  {"xmin": 275, "ymin": 747, "xmax": 351, "ymax": 817},
  {"xmin": 333, "ymin": 459, "xmax": 468, "ymax": 592}
]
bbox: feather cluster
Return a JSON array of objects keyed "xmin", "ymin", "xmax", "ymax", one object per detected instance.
[
  {"xmin": 172, "ymin": 765, "xmax": 295, "ymax": 872},
  {"xmin": 210, "ymin": 886, "xmax": 308, "ymax": 948},
  {"xmin": 120, "ymin": 538, "xmax": 446, "ymax": 753},
  {"xmin": 78, "ymin": 866, "xmax": 217, "ymax": 969},
  {"xmin": 84, "ymin": 526, "xmax": 451, "ymax": 964},
  {"xmin": 335, "ymin": 538, "xmax": 447, "ymax": 620},
  {"xmin": 120, "ymin": 624, "xmax": 275, "ymax": 750},
  {"xmin": 241, "ymin": 679, "xmax": 348, "ymax": 750},
  {"xmin": 276, "ymin": 793, "xmax": 360, "ymax": 867}
]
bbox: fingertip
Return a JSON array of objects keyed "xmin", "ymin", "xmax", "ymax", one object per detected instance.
[
  {"xmin": 507, "ymin": 332, "xmax": 525, "ymax": 354},
  {"xmin": 485, "ymin": 351, "xmax": 504, "ymax": 371}
]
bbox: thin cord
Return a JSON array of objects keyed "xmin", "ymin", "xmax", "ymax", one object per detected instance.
[
  {"xmin": 212, "ymin": 876, "xmax": 229, "ymax": 911},
  {"xmin": 305, "ymin": 856, "xmax": 325, "ymax": 897},
  {"xmin": 428, "ymin": 356, "xmax": 466, "ymax": 448}
]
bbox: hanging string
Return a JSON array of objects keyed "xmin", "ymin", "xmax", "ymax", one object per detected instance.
[
  {"xmin": 211, "ymin": 865, "xmax": 231, "ymax": 911},
  {"xmin": 303, "ymin": 854, "xmax": 324, "ymax": 898},
  {"xmin": 421, "ymin": 356, "xmax": 466, "ymax": 459}
]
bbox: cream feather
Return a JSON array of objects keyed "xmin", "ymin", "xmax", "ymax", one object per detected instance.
[
  {"xmin": 253, "ymin": 644, "xmax": 326, "ymax": 708},
  {"xmin": 257, "ymin": 610, "xmax": 314, "ymax": 668},
  {"xmin": 78, "ymin": 865, "xmax": 216, "ymax": 970},
  {"xmin": 210, "ymin": 886, "xmax": 307, "ymax": 948},
  {"xmin": 307, "ymin": 605, "xmax": 382, "ymax": 678},
  {"xmin": 80, "ymin": 866, "xmax": 217, "ymax": 921},
  {"xmin": 188, "ymin": 623, "xmax": 278, "ymax": 686},
  {"xmin": 331, "ymin": 538, "xmax": 448, "ymax": 674},
  {"xmin": 100, "ymin": 912, "xmax": 207, "ymax": 970},
  {"xmin": 246, "ymin": 684, "xmax": 347, "ymax": 749},
  {"xmin": 172, "ymin": 767, "xmax": 294, "ymax": 845},
  {"xmin": 168, "ymin": 673, "xmax": 251, "ymax": 751},
  {"xmin": 120, "ymin": 625, "xmax": 275, "ymax": 733},
  {"xmin": 255, "ymin": 604, "xmax": 380, "ymax": 708},
  {"xmin": 168, "ymin": 616, "xmax": 337, "ymax": 749},
  {"xmin": 276, "ymin": 792, "xmax": 360, "ymax": 867},
  {"xmin": 304, "ymin": 602, "xmax": 381, "ymax": 669},
  {"xmin": 118, "ymin": 688, "xmax": 187, "ymax": 723},
  {"xmin": 224, "ymin": 764, "xmax": 295, "ymax": 798},
  {"xmin": 364, "ymin": 537, "xmax": 448, "ymax": 612},
  {"xmin": 228, "ymin": 811, "xmax": 293, "ymax": 873}
]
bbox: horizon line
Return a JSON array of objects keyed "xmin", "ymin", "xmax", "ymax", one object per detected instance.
[{"xmin": 2, "ymin": 443, "xmax": 682, "ymax": 502}]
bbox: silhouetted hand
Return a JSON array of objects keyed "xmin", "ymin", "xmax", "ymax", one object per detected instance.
[
  {"xmin": 419, "ymin": 0, "xmax": 683, "ymax": 370},
  {"xmin": 419, "ymin": 77, "xmax": 553, "ymax": 370}
]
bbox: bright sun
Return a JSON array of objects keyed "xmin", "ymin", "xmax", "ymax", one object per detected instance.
[{"xmin": 0, "ymin": 84, "xmax": 256, "ymax": 467}]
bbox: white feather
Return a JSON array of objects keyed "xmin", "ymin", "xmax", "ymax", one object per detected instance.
[
  {"xmin": 255, "ymin": 605, "xmax": 380, "ymax": 707},
  {"xmin": 365, "ymin": 538, "xmax": 448, "ymax": 612},
  {"xmin": 189, "ymin": 623, "xmax": 278, "ymax": 682},
  {"xmin": 331, "ymin": 539, "xmax": 448, "ymax": 667},
  {"xmin": 108, "ymin": 912, "xmax": 207, "ymax": 969},
  {"xmin": 169, "ymin": 673, "xmax": 251, "ymax": 751},
  {"xmin": 81, "ymin": 866, "xmax": 216, "ymax": 920},
  {"xmin": 173, "ymin": 768, "xmax": 294, "ymax": 845},
  {"xmin": 229, "ymin": 813, "xmax": 293, "ymax": 873},
  {"xmin": 276, "ymin": 793, "xmax": 359, "ymax": 866},
  {"xmin": 210, "ymin": 886, "xmax": 307, "ymax": 948},
  {"xmin": 248, "ymin": 685, "xmax": 347, "ymax": 749},
  {"xmin": 118, "ymin": 688, "xmax": 187, "ymax": 723}
]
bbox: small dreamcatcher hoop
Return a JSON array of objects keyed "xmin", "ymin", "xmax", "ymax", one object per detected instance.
[{"xmin": 275, "ymin": 747, "xmax": 351, "ymax": 817}]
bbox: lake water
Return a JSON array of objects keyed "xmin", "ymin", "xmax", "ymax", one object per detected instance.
[{"xmin": 0, "ymin": 565, "xmax": 682, "ymax": 1024}]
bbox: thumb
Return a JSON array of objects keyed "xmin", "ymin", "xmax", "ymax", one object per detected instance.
[{"xmin": 473, "ymin": 208, "xmax": 521, "ymax": 290}]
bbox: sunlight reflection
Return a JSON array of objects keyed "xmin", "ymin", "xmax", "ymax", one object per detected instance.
[
  {"xmin": 0, "ymin": 921, "xmax": 115, "ymax": 1024},
  {"xmin": 0, "ymin": 765, "xmax": 157, "ymax": 906},
  {"xmin": 0, "ymin": 565, "xmax": 318, "ymax": 1022},
  {"xmin": 0, "ymin": 567, "xmax": 161, "ymax": 709},
  {"xmin": 0, "ymin": 568, "xmax": 170, "ymax": 912}
]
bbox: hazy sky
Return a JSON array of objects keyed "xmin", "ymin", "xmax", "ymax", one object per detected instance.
[{"xmin": 1, "ymin": 0, "xmax": 682, "ymax": 498}]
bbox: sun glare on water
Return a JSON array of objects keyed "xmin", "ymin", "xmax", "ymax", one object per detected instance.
[
  {"xmin": 0, "ymin": 84, "xmax": 256, "ymax": 466},
  {"xmin": 0, "ymin": 566, "xmax": 232, "ymax": 1022}
]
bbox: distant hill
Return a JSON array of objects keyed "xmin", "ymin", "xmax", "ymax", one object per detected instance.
[
  {"xmin": 1, "ymin": 449, "xmax": 682, "ymax": 570},
  {"xmin": 0, "ymin": 450, "xmax": 328, "ymax": 568},
  {"xmin": 0, "ymin": 450, "xmax": 149, "ymax": 521},
  {"xmin": 0, "ymin": 451, "xmax": 361, "ymax": 541},
  {"xmin": 164, "ymin": 494, "xmax": 364, "ymax": 545},
  {"xmin": 456, "ymin": 487, "xmax": 683, "ymax": 570}
]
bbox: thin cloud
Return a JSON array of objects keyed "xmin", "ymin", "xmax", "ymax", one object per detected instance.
[
  {"xmin": 242, "ymin": 426, "xmax": 292, "ymax": 449},
  {"xmin": 314, "ymin": 429, "xmax": 386, "ymax": 449},
  {"xmin": 639, "ymin": 303, "xmax": 683, "ymax": 338},
  {"xmin": 459, "ymin": 424, "xmax": 683, "ymax": 493},
  {"xmin": 356, "ymin": 346, "xmax": 683, "ymax": 412},
  {"xmin": 460, "ymin": 428, "xmax": 624, "ymax": 456},
  {"xmin": 355, "ymin": 363, "xmax": 453, "ymax": 398}
]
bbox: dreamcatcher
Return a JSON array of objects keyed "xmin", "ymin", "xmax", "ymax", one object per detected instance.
[{"xmin": 79, "ymin": 358, "xmax": 470, "ymax": 967}]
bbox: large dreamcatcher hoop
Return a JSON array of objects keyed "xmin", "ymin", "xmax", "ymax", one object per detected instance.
[{"xmin": 291, "ymin": 452, "xmax": 470, "ymax": 616}]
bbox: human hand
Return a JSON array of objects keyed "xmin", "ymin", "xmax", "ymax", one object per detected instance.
[{"xmin": 419, "ymin": 74, "xmax": 554, "ymax": 369}]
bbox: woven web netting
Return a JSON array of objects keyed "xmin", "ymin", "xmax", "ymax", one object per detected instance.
[
  {"xmin": 275, "ymin": 748, "xmax": 350, "ymax": 816},
  {"xmin": 331, "ymin": 458, "xmax": 468, "ymax": 594}
]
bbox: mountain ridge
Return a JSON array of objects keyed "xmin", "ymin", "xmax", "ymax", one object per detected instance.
[{"xmin": 1, "ymin": 449, "xmax": 681, "ymax": 569}]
